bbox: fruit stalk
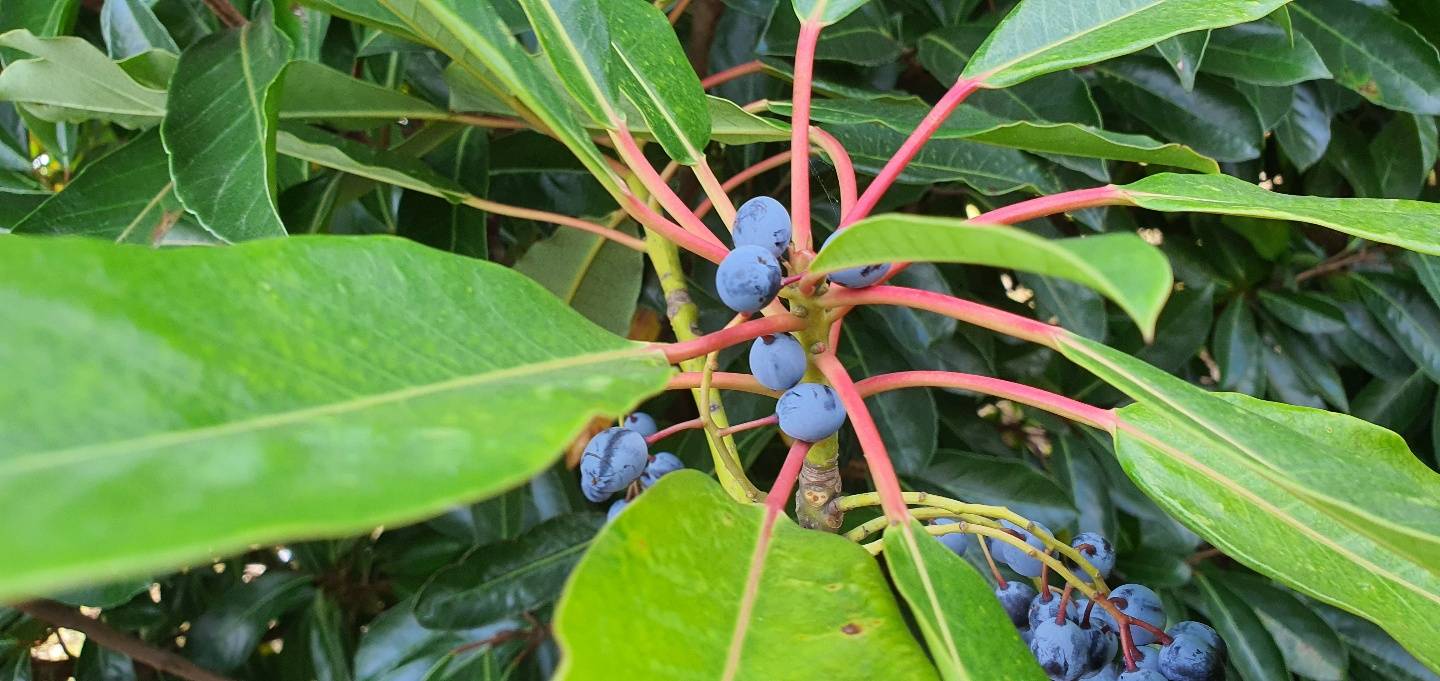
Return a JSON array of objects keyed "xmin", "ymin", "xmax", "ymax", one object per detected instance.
[
  {"xmin": 815, "ymin": 353, "xmax": 909, "ymax": 521},
  {"xmin": 807, "ymin": 127, "xmax": 857, "ymax": 219},
  {"xmin": 611, "ymin": 126, "xmax": 728, "ymax": 250},
  {"xmin": 970, "ymin": 186, "xmax": 1129, "ymax": 226},
  {"xmin": 788, "ymin": 20, "xmax": 823, "ymax": 254},
  {"xmin": 854, "ymin": 371, "xmax": 1117, "ymax": 432},
  {"xmin": 821, "ymin": 285, "xmax": 1063, "ymax": 349},
  {"xmin": 659, "ymin": 313, "xmax": 808, "ymax": 364}
]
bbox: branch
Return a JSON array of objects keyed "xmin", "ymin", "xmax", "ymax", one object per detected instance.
[
  {"xmin": 969, "ymin": 186, "xmax": 1128, "ymax": 226},
  {"xmin": 789, "ymin": 21, "xmax": 824, "ymax": 253},
  {"xmin": 461, "ymin": 198, "xmax": 646, "ymax": 251},
  {"xmin": 1294, "ymin": 248, "xmax": 1382, "ymax": 283},
  {"xmin": 621, "ymin": 192, "xmax": 730, "ymax": 263},
  {"xmin": 659, "ymin": 314, "xmax": 808, "ymax": 364},
  {"xmin": 701, "ymin": 60, "xmax": 765, "ymax": 90},
  {"xmin": 202, "ymin": 0, "xmax": 246, "ymax": 27},
  {"xmin": 15, "ymin": 600, "xmax": 238, "ymax": 681},
  {"xmin": 855, "ymin": 371, "xmax": 1116, "ymax": 432},
  {"xmin": 820, "ymin": 285, "xmax": 1062, "ymax": 349}
]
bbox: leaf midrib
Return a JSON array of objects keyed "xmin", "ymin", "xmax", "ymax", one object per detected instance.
[
  {"xmin": 1289, "ymin": 4, "xmax": 1432, "ymax": 95},
  {"xmin": 5, "ymin": 346, "xmax": 658, "ymax": 474}
]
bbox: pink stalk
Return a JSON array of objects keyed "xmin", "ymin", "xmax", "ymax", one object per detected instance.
[
  {"xmin": 815, "ymin": 353, "xmax": 909, "ymax": 521},
  {"xmin": 667, "ymin": 372, "xmax": 780, "ymax": 397},
  {"xmin": 659, "ymin": 314, "xmax": 808, "ymax": 364},
  {"xmin": 645, "ymin": 417, "xmax": 704, "ymax": 445},
  {"xmin": 461, "ymin": 197, "xmax": 646, "ymax": 251},
  {"xmin": 970, "ymin": 186, "xmax": 1129, "ymax": 225},
  {"xmin": 696, "ymin": 152, "xmax": 792, "ymax": 219},
  {"xmin": 809, "ymin": 127, "xmax": 857, "ymax": 219},
  {"xmin": 620, "ymin": 193, "xmax": 730, "ymax": 263},
  {"xmin": 701, "ymin": 60, "xmax": 765, "ymax": 90},
  {"xmin": 822, "ymin": 285, "xmax": 1062, "ymax": 349},
  {"xmin": 717, "ymin": 414, "xmax": 780, "ymax": 438},
  {"xmin": 844, "ymin": 77, "xmax": 983, "ymax": 225},
  {"xmin": 789, "ymin": 20, "xmax": 823, "ymax": 253},
  {"xmin": 611, "ymin": 126, "xmax": 727, "ymax": 250},
  {"xmin": 854, "ymin": 371, "xmax": 1116, "ymax": 432},
  {"xmin": 766, "ymin": 439, "xmax": 813, "ymax": 513}
]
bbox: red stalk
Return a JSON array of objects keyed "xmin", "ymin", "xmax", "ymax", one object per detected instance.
[
  {"xmin": 1129, "ymin": 619, "xmax": 1174, "ymax": 646},
  {"xmin": 970, "ymin": 186, "xmax": 1129, "ymax": 226},
  {"xmin": 854, "ymin": 371, "xmax": 1117, "ymax": 432},
  {"xmin": 822, "ymin": 285, "xmax": 1062, "ymax": 349},
  {"xmin": 645, "ymin": 418, "xmax": 704, "ymax": 445},
  {"xmin": 621, "ymin": 193, "xmax": 730, "ymax": 263},
  {"xmin": 789, "ymin": 20, "xmax": 823, "ymax": 253},
  {"xmin": 717, "ymin": 414, "xmax": 779, "ymax": 438},
  {"xmin": 667, "ymin": 372, "xmax": 780, "ymax": 397},
  {"xmin": 844, "ymin": 77, "xmax": 983, "ymax": 225},
  {"xmin": 659, "ymin": 314, "xmax": 808, "ymax": 364},
  {"xmin": 695, "ymin": 151, "xmax": 792, "ymax": 219},
  {"xmin": 815, "ymin": 353, "xmax": 909, "ymax": 521},
  {"xmin": 701, "ymin": 60, "xmax": 765, "ymax": 90},
  {"xmin": 611, "ymin": 126, "xmax": 727, "ymax": 250},
  {"xmin": 766, "ymin": 440, "xmax": 813, "ymax": 514},
  {"xmin": 808, "ymin": 127, "xmax": 857, "ymax": 220}
]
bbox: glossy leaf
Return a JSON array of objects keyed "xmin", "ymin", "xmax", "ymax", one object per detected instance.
[
  {"xmin": 515, "ymin": 222, "xmax": 643, "ymax": 336},
  {"xmin": 826, "ymin": 123, "xmax": 1068, "ymax": 195},
  {"xmin": 846, "ymin": 324, "xmax": 939, "ymax": 475},
  {"xmin": 1257, "ymin": 290, "xmax": 1346, "ymax": 334},
  {"xmin": 397, "ymin": 127, "xmax": 490, "ymax": 259},
  {"xmin": 100, "ymin": 0, "xmax": 179, "ymax": 59},
  {"xmin": 603, "ymin": 0, "xmax": 710, "ymax": 165},
  {"xmin": 0, "ymin": 0, "xmax": 80, "ymax": 39},
  {"xmin": 517, "ymin": 0, "xmax": 618, "ymax": 127},
  {"xmin": 1291, "ymin": 0, "xmax": 1440, "ymax": 114},
  {"xmin": 906, "ymin": 451, "xmax": 1078, "ymax": 532},
  {"xmin": 1118, "ymin": 173, "xmax": 1440, "ymax": 255},
  {"xmin": 279, "ymin": 61, "xmax": 445, "ymax": 129},
  {"xmin": 883, "ymin": 520, "xmax": 1047, "ymax": 681},
  {"xmin": 415, "ymin": 513, "xmax": 603, "ymax": 628},
  {"xmin": 161, "ymin": 8, "xmax": 291, "ymax": 241},
  {"xmin": 918, "ymin": 24, "xmax": 1102, "ymax": 126},
  {"xmin": 774, "ymin": 97, "xmax": 1218, "ymax": 172},
  {"xmin": 1154, "ymin": 30, "xmax": 1209, "ymax": 91},
  {"xmin": 813, "ymin": 214, "xmax": 1173, "ymax": 339},
  {"xmin": 12, "ymin": 129, "xmax": 180, "ymax": 243},
  {"xmin": 276, "ymin": 124, "xmax": 468, "ymax": 202},
  {"xmin": 1193, "ymin": 571, "xmax": 1289, "ymax": 681},
  {"xmin": 0, "ymin": 236, "xmax": 671, "ymax": 601},
  {"xmin": 1203, "ymin": 20, "xmax": 1330, "ymax": 86},
  {"xmin": 1309, "ymin": 602, "xmax": 1440, "ymax": 681},
  {"xmin": 354, "ymin": 602, "xmax": 522, "ymax": 681},
  {"xmin": 0, "ymin": 30, "xmax": 165, "ymax": 127},
  {"xmin": 791, "ymin": 0, "xmax": 870, "ymax": 25},
  {"xmin": 554, "ymin": 471, "xmax": 938, "ymax": 680},
  {"xmin": 1353, "ymin": 274, "xmax": 1440, "ymax": 384},
  {"xmin": 188, "ymin": 573, "xmax": 316, "ymax": 672},
  {"xmin": 1213, "ymin": 298, "xmax": 1264, "ymax": 394},
  {"xmin": 961, "ymin": 0, "xmax": 1290, "ymax": 87},
  {"xmin": 1096, "ymin": 59, "xmax": 1264, "ymax": 162},
  {"xmin": 1224, "ymin": 573, "xmax": 1349, "ymax": 681},
  {"xmin": 1274, "ymin": 83, "xmax": 1332, "ymax": 171}
]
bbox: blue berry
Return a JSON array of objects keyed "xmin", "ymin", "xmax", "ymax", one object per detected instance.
[
  {"xmin": 716, "ymin": 245, "xmax": 782, "ymax": 313},
  {"xmin": 640, "ymin": 451, "xmax": 684, "ymax": 488},
  {"xmin": 1158, "ymin": 634, "xmax": 1222, "ymax": 681},
  {"xmin": 606, "ymin": 498, "xmax": 629, "ymax": 522},
  {"xmin": 1116, "ymin": 671, "xmax": 1165, "ymax": 681},
  {"xmin": 1029, "ymin": 591, "xmax": 1078, "ymax": 630},
  {"xmin": 995, "ymin": 581, "xmax": 1038, "ymax": 629},
  {"xmin": 1134, "ymin": 644, "xmax": 1161, "ymax": 671},
  {"xmin": 749, "ymin": 333, "xmax": 807, "ymax": 391},
  {"xmin": 733, "ymin": 196, "xmax": 791, "ymax": 257},
  {"xmin": 1083, "ymin": 663, "xmax": 1120, "ymax": 680},
  {"xmin": 579, "ymin": 427, "xmax": 648, "ymax": 502},
  {"xmin": 1081, "ymin": 618, "xmax": 1119, "ymax": 675},
  {"xmin": 930, "ymin": 517, "xmax": 972, "ymax": 555},
  {"xmin": 1167, "ymin": 621, "xmax": 1225, "ymax": 658},
  {"xmin": 776, "ymin": 382, "xmax": 846, "ymax": 441},
  {"xmin": 997, "ymin": 519, "xmax": 1051, "ymax": 577},
  {"xmin": 622, "ymin": 412, "xmax": 657, "ymax": 437},
  {"xmin": 1071, "ymin": 532, "xmax": 1116, "ymax": 582},
  {"xmin": 1096, "ymin": 584, "xmax": 1166, "ymax": 646},
  {"xmin": 1030, "ymin": 619, "xmax": 1091, "ymax": 681},
  {"xmin": 821, "ymin": 230, "xmax": 891, "ymax": 288}
]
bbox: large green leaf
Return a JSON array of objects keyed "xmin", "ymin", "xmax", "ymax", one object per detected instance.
[
  {"xmin": 811, "ymin": 215, "xmax": 1173, "ymax": 339},
  {"xmin": 771, "ymin": 97, "xmax": 1217, "ymax": 172},
  {"xmin": 1224, "ymin": 573, "xmax": 1349, "ymax": 681},
  {"xmin": 554, "ymin": 471, "xmax": 938, "ymax": 680},
  {"xmin": 1118, "ymin": 173, "xmax": 1440, "ymax": 255},
  {"xmin": 905, "ymin": 451, "xmax": 1078, "ymax": 536},
  {"xmin": 918, "ymin": 24, "xmax": 1102, "ymax": 126},
  {"xmin": 515, "ymin": 222, "xmax": 643, "ymax": 336},
  {"xmin": 377, "ymin": 0, "xmax": 624, "ymax": 195},
  {"xmin": 11, "ymin": 129, "xmax": 180, "ymax": 243},
  {"xmin": 1290, "ymin": 0, "xmax": 1440, "ymax": 115},
  {"xmin": 276, "ymin": 124, "xmax": 469, "ymax": 201},
  {"xmin": 0, "ymin": 0, "xmax": 79, "ymax": 39},
  {"xmin": 0, "ymin": 30, "xmax": 165, "ymax": 127},
  {"xmin": 1055, "ymin": 333, "xmax": 1440, "ymax": 671},
  {"xmin": 961, "ymin": 0, "xmax": 1291, "ymax": 88},
  {"xmin": 278, "ymin": 61, "xmax": 446, "ymax": 129},
  {"xmin": 1095, "ymin": 59, "xmax": 1264, "ymax": 163},
  {"xmin": 791, "ymin": 0, "xmax": 871, "ymax": 25},
  {"xmin": 603, "ymin": 0, "xmax": 710, "ymax": 165},
  {"xmin": 1352, "ymin": 274, "xmax": 1440, "ymax": 385},
  {"xmin": 161, "ymin": 9, "xmax": 291, "ymax": 241},
  {"xmin": 0, "ymin": 235, "xmax": 670, "ymax": 602},
  {"xmin": 100, "ymin": 0, "xmax": 179, "ymax": 59},
  {"xmin": 295, "ymin": 0, "xmax": 422, "ymax": 43},
  {"xmin": 516, "ymin": 0, "xmax": 618, "ymax": 127},
  {"xmin": 882, "ymin": 521, "xmax": 1047, "ymax": 681},
  {"xmin": 1192, "ymin": 571, "xmax": 1289, "ymax": 681},
  {"xmin": 1203, "ymin": 19, "xmax": 1330, "ymax": 86},
  {"xmin": 827, "ymin": 123, "xmax": 1067, "ymax": 195}
]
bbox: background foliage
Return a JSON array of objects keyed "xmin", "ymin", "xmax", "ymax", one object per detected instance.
[{"xmin": 2, "ymin": 0, "xmax": 1439, "ymax": 679}]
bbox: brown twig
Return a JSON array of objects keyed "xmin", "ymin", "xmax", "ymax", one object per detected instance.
[
  {"xmin": 202, "ymin": 0, "xmax": 247, "ymax": 28},
  {"xmin": 1294, "ymin": 248, "xmax": 1382, "ymax": 283},
  {"xmin": 14, "ymin": 600, "xmax": 238, "ymax": 681}
]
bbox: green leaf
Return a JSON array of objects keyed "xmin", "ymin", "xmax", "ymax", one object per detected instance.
[
  {"xmin": 377, "ymin": 0, "xmax": 624, "ymax": 195},
  {"xmin": 0, "ymin": 0, "xmax": 79, "ymax": 40},
  {"xmin": 1353, "ymin": 274, "xmax": 1440, "ymax": 384},
  {"xmin": 906, "ymin": 451, "xmax": 1078, "ymax": 532},
  {"xmin": 554, "ymin": 471, "xmax": 939, "ymax": 680},
  {"xmin": 0, "ymin": 30, "xmax": 166, "ymax": 127},
  {"xmin": 1373, "ymin": 113, "xmax": 1438, "ymax": 199},
  {"xmin": 773, "ymin": 97, "xmax": 1218, "ymax": 172},
  {"xmin": 100, "ymin": 0, "xmax": 180, "ymax": 59},
  {"xmin": 1291, "ymin": 0, "xmax": 1440, "ymax": 115},
  {"xmin": 1056, "ymin": 333, "xmax": 1440, "ymax": 672},
  {"xmin": 161, "ymin": 8, "xmax": 291, "ymax": 241},
  {"xmin": 845, "ymin": 325, "xmax": 938, "ymax": 476},
  {"xmin": 397, "ymin": 127, "xmax": 490, "ymax": 259},
  {"xmin": 1257, "ymin": 290, "xmax": 1346, "ymax": 334},
  {"xmin": 299, "ymin": 594, "xmax": 352, "ymax": 681},
  {"xmin": 188, "ymin": 573, "xmax": 316, "ymax": 672},
  {"xmin": 294, "ymin": 0, "xmax": 422, "ymax": 44},
  {"xmin": 1192, "ymin": 571, "xmax": 1290, "ymax": 681},
  {"xmin": 882, "ymin": 520, "xmax": 1048, "ymax": 681},
  {"xmin": 1274, "ymin": 83, "xmax": 1332, "ymax": 171},
  {"xmin": 277, "ymin": 124, "xmax": 469, "ymax": 201},
  {"xmin": 826, "ymin": 123, "xmax": 1067, "ymax": 195},
  {"xmin": 1095, "ymin": 58, "xmax": 1264, "ymax": 162},
  {"xmin": 1154, "ymin": 30, "xmax": 1209, "ymax": 91},
  {"xmin": 1118, "ymin": 173, "xmax": 1440, "ymax": 256},
  {"xmin": 515, "ymin": 221, "xmax": 643, "ymax": 336},
  {"xmin": 416, "ymin": 513, "xmax": 602, "ymax": 628},
  {"xmin": 354, "ymin": 601, "xmax": 521, "ymax": 681},
  {"xmin": 517, "ymin": 0, "xmax": 619, "ymax": 127},
  {"xmin": 603, "ymin": 0, "xmax": 710, "ymax": 164},
  {"xmin": 12, "ymin": 129, "xmax": 180, "ymax": 243},
  {"xmin": 0, "ymin": 235, "xmax": 671, "ymax": 601},
  {"xmin": 1309, "ymin": 603, "xmax": 1440, "ymax": 681},
  {"xmin": 1224, "ymin": 573, "xmax": 1349, "ymax": 681},
  {"xmin": 1352, "ymin": 371, "xmax": 1435, "ymax": 434},
  {"xmin": 1213, "ymin": 297, "xmax": 1265, "ymax": 394},
  {"xmin": 918, "ymin": 24, "xmax": 1102, "ymax": 127},
  {"xmin": 812, "ymin": 215, "xmax": 1173, "ymax": 339},
  {"xmin": 791, "ymin": 0, "xmax": 871, "ymax": 25},
  {"xmin": 707, "ymin": 96, "xmax": 790, "ymax": 144},
  {"xmin": 1023, "ymin": 274, "xmax": 1107, "ymax": 341},
  {"xmin": 961, "ymin": 0, "xmax": 1290, "ymax": 87},
  {"xmin": 278, "ymin": 61, "xmax": 446, "ymax": 130},
  {"xmin": 1203, "ymin": 19, "xmax": 1330, "ymax": 86}
]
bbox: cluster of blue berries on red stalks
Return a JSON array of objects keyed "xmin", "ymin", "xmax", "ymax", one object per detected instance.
[
  {"xmin": 931, "ymin": 520, "xmax": 1227, "ymax": 681},
  {"xmin": 580, "ymin": 412, "xmax": 684, "ymax": 522}
]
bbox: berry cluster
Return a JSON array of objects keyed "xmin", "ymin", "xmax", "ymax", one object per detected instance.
[
  {"xmin": 579, "ymin": 412, "xmax": 685, "ymax": 521},
  {"xmin": 931, "ymin": 520, "xmax": 1227, "ymax": 681}
]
